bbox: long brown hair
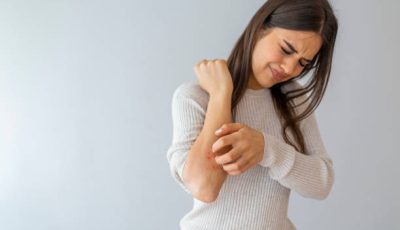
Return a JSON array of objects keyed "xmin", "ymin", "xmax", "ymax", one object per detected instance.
[{"xmin": 227, "ymin": 0, "xmax": 338, "ymax": 154}]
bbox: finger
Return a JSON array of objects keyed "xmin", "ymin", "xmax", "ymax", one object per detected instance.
[
  {"xmin": 222, "ymin": 155, "xmax": 248, "ymax": 173},
  {"xmin": 214, "ymin": 147, "xmax": 241, "ymax": 165},
  {"xmin": 194, "ymin": 59, "xmax": 207, "ymax": 74},
  {"xmin": 195, "ymin": 59, "xmax": 207, "ymax": 67},
  {"xmin": 226, "ymin": 159, "xmax": 254, "ymax": 176},
  {"xmin": 215, "ymin": 123, "xmax": 244, "ymax": 136},
  {"xmin": 212, "ymin": 132, "xmax": 237, "ymax": 153}
]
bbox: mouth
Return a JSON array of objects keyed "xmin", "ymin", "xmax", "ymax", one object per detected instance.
[{"xmin": 270, "ymin": 67, "xmax": 285, "ymax": 81}]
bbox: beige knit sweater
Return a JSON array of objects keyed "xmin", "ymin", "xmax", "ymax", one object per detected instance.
[{"xmin": 166, "ymin": 81, "xmax": 334, "ymax": 230}]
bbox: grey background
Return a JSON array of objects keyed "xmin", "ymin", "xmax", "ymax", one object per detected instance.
[{"xmin": 0, "ymin": 0, "xmax": 399, "ymax": 229}]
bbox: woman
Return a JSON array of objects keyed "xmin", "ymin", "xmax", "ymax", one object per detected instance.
[{"xmin": 167, "ymin": 0, "xmax": 338, "ymax": 229}]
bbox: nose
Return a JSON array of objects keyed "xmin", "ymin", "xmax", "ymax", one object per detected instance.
[{"xmin": 280, "ymin": 57, "xmax": 297, "ymax": 76}]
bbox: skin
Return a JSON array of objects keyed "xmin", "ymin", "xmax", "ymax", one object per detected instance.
[
  {"xmin": 212, "ymin": 28, "xmax": 323, "ymax": 175},
  {"xmin": 183, "ymin": 60, "xmax": 233, "ymax": 202},
  {"xmin": 248, "ymin": 27, "xmax": 322, "ymax": 89},
  {"xmin": 185, "ymin": 28, "xmax": 323, "ymax": 202}
]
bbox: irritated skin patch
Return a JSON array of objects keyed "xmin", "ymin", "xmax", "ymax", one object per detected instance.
[
  {"xmin": 207, "ymin": 151, "xmax": 220, "ymax": 170},
  {"xmin": 206, "ymin": 151, "xmax": 214, "ymax": 160}
]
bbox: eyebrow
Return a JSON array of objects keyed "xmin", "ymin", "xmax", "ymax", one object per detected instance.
[{"xmin": 283, "ymin": 39, "xmax": 313, "ymax": 63}]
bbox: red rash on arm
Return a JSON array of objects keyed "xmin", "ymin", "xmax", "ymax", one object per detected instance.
[{"xmin": 205, "ymin": 151, "xmax": 221, "ymax": 170}]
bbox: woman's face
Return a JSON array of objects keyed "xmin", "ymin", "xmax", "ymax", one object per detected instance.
[{"xmin": 248, "ymin": 27, "xmax": 322, "ymax": 89}]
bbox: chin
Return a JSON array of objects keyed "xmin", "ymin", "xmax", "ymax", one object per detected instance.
[
  {"xmin": 264, "ymin": 76, "xmax": 277, "ymax": 88},
  {"xmin": 254, "ymin": 71, "xmax": 275, "ymax": 88}
]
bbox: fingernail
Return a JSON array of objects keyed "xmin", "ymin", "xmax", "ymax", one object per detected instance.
[{"xmin": 215, "ymin": 128, "xmax": 222, "ymax": 134}]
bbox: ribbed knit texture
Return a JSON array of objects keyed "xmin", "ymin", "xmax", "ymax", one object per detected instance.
[{"xmin": 166, "ymin": 81, "xmax": 334, "ymax": 230}]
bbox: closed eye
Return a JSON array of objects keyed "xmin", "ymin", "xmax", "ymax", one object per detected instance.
[
  {"xmin": 280, "ymin": 47, "xmax": 308, "ymax": 67},
  {"xmin": 281, "ymin": 47, "xmax": 291, "ymax": 55}
]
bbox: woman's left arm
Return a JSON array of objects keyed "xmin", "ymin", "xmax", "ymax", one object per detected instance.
[
  {"xmin": 259, "ymin": 111, "xmax": 334, "ymax": 200},
  {"xmin": 212, "ymin": 111, "xmax": 334, "ymax": 200}
]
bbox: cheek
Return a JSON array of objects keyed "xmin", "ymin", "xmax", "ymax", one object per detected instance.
[
  {"xmin": 267, "ymin": 46, "xmax": 284, "ymax": 63},
  {"xmin": 252, "ymin": 51, "xmax": 281, "ymax": 72}
]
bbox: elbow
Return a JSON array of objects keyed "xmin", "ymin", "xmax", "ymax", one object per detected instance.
[
  {"xmin": 299, "ymin": 171, "xmax": 334, "ymax": 200},
  {"xmin": 182, "ymin": 162, "xmax": 221, "ymax": 203},
  {"xmin": 311, "ymin": 175, "xmax": 334, "ymax": 200},
  {"xmin": 312, "ymin": 162, "xmax": 335, "ymax": 200},
  {"xmin": 185, "ymin": 180, "xmax": 219, "ymax": 203},
  {"xmin": 320, "ymin": 169, "xmax": 335, "ymax": 200},
  {"xmin": 313, "ymin": 187, "xmax": 332, "ymax": 200},
  {"xmin": 193, "ymin": 189, "xmax": 219, "ymax": 203},
  {"xmin": 321, "ymin": 180, "xmax": 334, "ymax": 200},
  {"xmin": 301, "ymin": 184, "xmax": 333, "ymax": 200},
  {"xmin": 183, "ymin": 177, "xmax": 219, "ymax": 203}
]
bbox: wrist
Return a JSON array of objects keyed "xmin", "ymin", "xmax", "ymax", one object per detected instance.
[
  {"xmin": 209, "ymin": 90, "xmax": 232, "ymax": 100},
  {"xmin": 209, "ymin": 94, "xmax": 232, "ymax": 107}
]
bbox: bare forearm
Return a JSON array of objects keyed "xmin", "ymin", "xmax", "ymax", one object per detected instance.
[{"xmin": 183, "ymin": 93, "xmax": 232, "ymax": 202}]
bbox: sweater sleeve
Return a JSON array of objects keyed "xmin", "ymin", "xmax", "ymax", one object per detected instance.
[
  {"xmin": 166, "ymin": 83, "xmax": 208, "ymax": 194},
  {"xmin": 258, "ymin": 109, "xmax": 334, "ymax": 200}
]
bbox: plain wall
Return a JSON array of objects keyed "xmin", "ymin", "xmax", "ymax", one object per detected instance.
[{"xmin": 0, "ymin": 0, "xmax": 399, "ymax": 229}]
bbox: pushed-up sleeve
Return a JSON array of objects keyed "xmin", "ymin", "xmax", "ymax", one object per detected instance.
[{"xmin": 166, "ymin": 83, "xmax": 207, "ymax": 194}]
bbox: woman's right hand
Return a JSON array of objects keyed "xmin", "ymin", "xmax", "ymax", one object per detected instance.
[{"xmin": 194, "ymin": 59, "xmax": 233, "ymax": 97}]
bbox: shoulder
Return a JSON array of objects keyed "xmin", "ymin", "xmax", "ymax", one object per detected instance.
[
  {"xmin": 173, "ymin": 81, "xmax": 207, "ymax": 97},
  {"xmin": 172, "ymin": 81, "xmax": 209, "ymax": 109}
]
